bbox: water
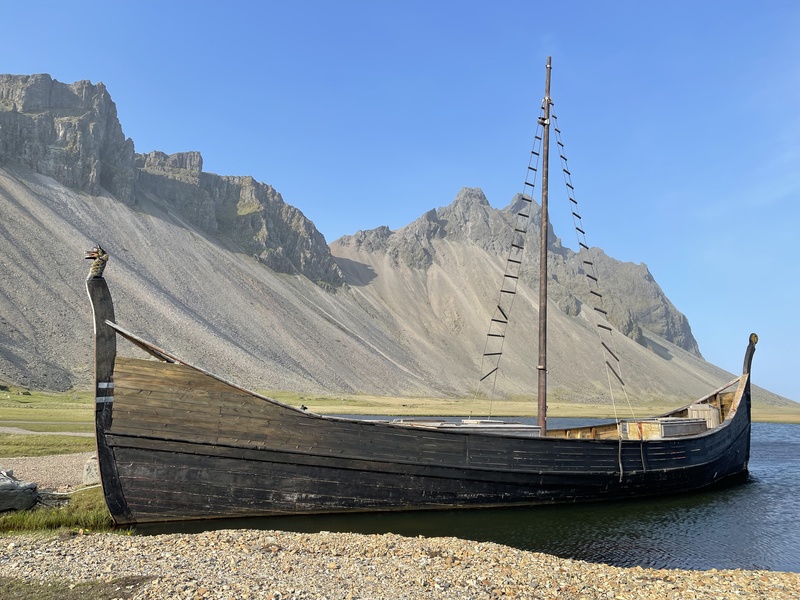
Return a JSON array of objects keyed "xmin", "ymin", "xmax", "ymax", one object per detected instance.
[{"xmin": 139, "ymin": 420, "xmax": 800, "ymax": 572}]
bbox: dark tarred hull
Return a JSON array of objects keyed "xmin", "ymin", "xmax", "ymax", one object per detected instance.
[{"xmin": 102, "ymin": 357, "xmax": 751, "ymax": 525}]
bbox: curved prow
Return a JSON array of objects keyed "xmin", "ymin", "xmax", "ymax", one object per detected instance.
[
  {"xmin": 86, "ymin": 279, "xmax": 116, "ymax": 388},
  {"xmin": 84, "ymin": 246, "xmax": 132, "ymax": 523},
  {"xmin": 743, "ymin": 333, "xmax": 758, "ymax": 375}
]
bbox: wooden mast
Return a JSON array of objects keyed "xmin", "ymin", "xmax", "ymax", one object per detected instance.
[{"xmin": 537, "ymin": 57, "xmax": 552, "ymax": 430}]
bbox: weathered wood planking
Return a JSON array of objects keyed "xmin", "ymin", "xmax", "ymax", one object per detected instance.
[{"xmin": 95, "ymin": 351, "xmax": 752, "ymax": 523}]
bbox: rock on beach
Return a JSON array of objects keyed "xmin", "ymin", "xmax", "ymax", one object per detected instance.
[{"xmin": 2, "ymin": 528, "xmax": 798, "ymax": 599}]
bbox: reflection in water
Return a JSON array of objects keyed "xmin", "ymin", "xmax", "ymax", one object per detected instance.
[{"xmin": 137, "ymin": 422, "xmax": 800, "ymax": 572}]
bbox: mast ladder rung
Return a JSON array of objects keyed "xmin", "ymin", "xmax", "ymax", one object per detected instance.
[
  {"xmin": 579, "ymin": 242, "xmax": 589, "ymax": 250},
  {"xmin": 517, "ymin": 213, "xmax": 530, "ymax": 219},
  {"xmin": 514, "ymin": 228, "xmax": 527, "ymax": 234},
  {"xmin": 590, "ymin": 290, "xmax": 603, "ymax": 298},
  {"xmin": 570, "ymin": 197, "xmax": 578, "ymax": 205},
  {"xmin": 576, "ymin": 227, "xmax": 585, "ymax": 235},
  {"xmin": 565, "ymin": 182, "xmax": 574, "ymax": 190},
  {"xmin": 598, "ymin": 323, "xmax": 612, "ymax": 332},
  {"xmin": 594, "ymin": 307, "xmax": 608, "ymax": 315},
  {"xmin": 606, "ymin": 361, "xmax": 625, "ymax": 385},
  {"xmin": 483, "ymin": 352, "xmax": 503, "ymax": 357},
  {"xmin": 564, "ymin": 169, "xmax": 571, "ymax": 175},
  {"xmin": 487, "ymin": 333, "xmax": 505, "ymax": 338},
  {"xmin": 511, "ymin": 243, "xmax": 524, "ymax": 250},
  {"xmin": 491, "ymin": 318, "xmax": 508, "ymax": 324},
  {"xmin": 524, "ymin": 181, "xmax": 535, "ymax": 188},
  {"xmin": 521, "ymin": 194, "xmax": 533, "ymax": 202},
  {"xmin": 507, "ymin": 258, "xmax": 522, "ymax": 265},
  {"xmin": 586, "ymin": 274, "xmax": 598, "ymax": 282},
  {"xmin": 531, "ymin": 150, "xmax": 540, "ymax": 157},
  {"xmin": 479, "ymin": 367, "xmax": 499, "ymax": 382},
  {"xmin": 560, "ymin": 153, "xmax": 568, "ymax": 161},
  {"xmin": 504, "ymin": 274, "xmax": 519, "ymax": 280},
  {"xmin": 602, "ymin": 341, "xmax": 620, "ymax": 362},
  {"xmin": 572, "ymin": 211, "xmax": 581, "ymax": 219},
  {"xmin": 500, "ymin": 289, "xmax": 516, "ymax": 295}
]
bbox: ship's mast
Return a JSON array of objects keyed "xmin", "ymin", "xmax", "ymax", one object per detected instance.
[{"xmin": 537, "ymin": 56, "xmax": 552, "ymax": 431}]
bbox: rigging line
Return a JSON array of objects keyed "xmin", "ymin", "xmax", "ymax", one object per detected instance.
[
  {"xmin": 474, "ymin": 102, "xmax": 547, "ymax": 413},
  {"xmin": 551, "ymin": 113, "xmax": 637, "ymax": 422}
]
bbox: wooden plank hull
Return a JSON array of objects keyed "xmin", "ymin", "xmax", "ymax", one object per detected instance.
[{"xmin": 98, "ymin": 355, "xmax": 751, "ymax": 524}]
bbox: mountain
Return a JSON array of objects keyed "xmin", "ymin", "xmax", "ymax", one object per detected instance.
[{"xmin": 0, "ymin": 74, "xmax": 792, "ymax": 408}]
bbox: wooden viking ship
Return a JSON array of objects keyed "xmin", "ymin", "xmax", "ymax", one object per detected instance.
[{"xmin": 85, "ymin": 58, "xmax": 757, "ymax": 525}]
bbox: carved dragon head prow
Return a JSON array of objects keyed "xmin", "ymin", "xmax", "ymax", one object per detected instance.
[{"xmin": 85, "ymin": 244, "xmax": 109, "ymax": 280}]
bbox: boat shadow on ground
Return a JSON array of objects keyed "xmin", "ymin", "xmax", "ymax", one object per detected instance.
[{"xmin": 137, "ymin": 476, "xmax": 759, "ymax": 571}]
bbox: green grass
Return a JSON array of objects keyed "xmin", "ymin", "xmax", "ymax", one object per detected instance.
[
  {"xmin": 0, "ymin": 487, "xmax": 114, "ymax": 534},
  {"xmin": 0, "ymin": 576, "xmax": 152, "ymax": 600},
  {"xmin": 264, "ymin": 389, "xmax": 800, "ymax": 422},
  {"xmin": 0, "ymin": 434, "xmax": 95, "ymax": 457},
  {"xmin": 0, "ymin": 388, "xmax": 93, "ymax": 428},
  {"xmin": 1, "ymin": 387, "xmax": 95, "ymax": 457}
]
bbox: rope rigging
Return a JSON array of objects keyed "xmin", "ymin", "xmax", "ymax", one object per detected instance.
[
  {"xmin": 474, "ymin": 101, "xmax": 546, "ymax": 410},
  {"xmin": 474, "ymin": 99, "xmax": 637, "ymax": 425},
  {"xmin": 551, "ymin": 112, "xmax": 636, "ymax": 424}
]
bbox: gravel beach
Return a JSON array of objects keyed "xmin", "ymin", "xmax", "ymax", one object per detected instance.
[
  {"xmin": 2, "ymin": 454, "xmax": 799, "ymax": 599},
  {"xmin": 3, "ymin": 529, "xmax": 799, "ymax": 599}
]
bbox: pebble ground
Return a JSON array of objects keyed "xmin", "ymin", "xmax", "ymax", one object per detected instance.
[{"xmin": 2, "ymin": 528, "xmax": 799, "ymax": 599}]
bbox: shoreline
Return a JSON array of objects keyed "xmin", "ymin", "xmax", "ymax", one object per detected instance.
[
  {"xmin": 2, "ymin": 529, "xmax": 799, "ymax": 599},
  {"xmin": 2, "ymin": 454, "xmax": 799, "ymax": 598}
]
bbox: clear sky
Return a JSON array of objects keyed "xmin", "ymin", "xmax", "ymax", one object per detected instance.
[{"xmin": 3, "ymin": 1, "xmax": 799, "ymax": 401}]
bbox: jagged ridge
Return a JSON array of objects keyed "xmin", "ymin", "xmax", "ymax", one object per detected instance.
[
  {"xmin": 334, "ymin": 187, "xmax": 700, "ymax": 356},
  {"xmin": 0, "ymin": 75, "xmax": 342, "ymax": 287}
]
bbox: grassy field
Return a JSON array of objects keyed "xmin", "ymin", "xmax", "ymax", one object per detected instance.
[
  {"xmin": 2, "ymin": 385, "xmax": 799, "ymax": 455},
  {"xmin": 0, "ymin": 388, "xmax": 94, "ymax": 427},
  {"xmin": 265, "ymin": 390, "xmax": 800, "ymax": 423},
  {"xmin": 0, "ymin": 388, "xmax": 96, "ymax": 456}
]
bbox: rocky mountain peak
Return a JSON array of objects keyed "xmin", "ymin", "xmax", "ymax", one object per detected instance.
[
  {"xmin": 0, "ymin": 75, "xmax": 343, "ymax": 288},
  {"xmin": 134, "ymin": 153, "xmax": 344, "ymax": 287},
  {"xmin": 333, "ymin": 186, "xmax": 702, "ymax": 357},
  {"xmin": 438, "ymin": 187, "xmax": 491, "ymax": 234},
  {"xmin": 0, "ymin": 74, "xmax": 135, "ymax": 203},
  {"xmin": 336, "ymin": 225, "xmax": 394, "ymax": 253},
  {"xmin": 452, "ymin": 186, "xmax": 490, "ymax": 208}
]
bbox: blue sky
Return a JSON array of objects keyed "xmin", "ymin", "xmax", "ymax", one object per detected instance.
[{"xmin": 3, "ymin": 1, "xmax": 799, "ymax": 401}]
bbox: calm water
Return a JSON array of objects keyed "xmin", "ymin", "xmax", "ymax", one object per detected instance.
[{"xmin": 140, "ymin": 420, "xmax": 800, "ymax": 572}]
